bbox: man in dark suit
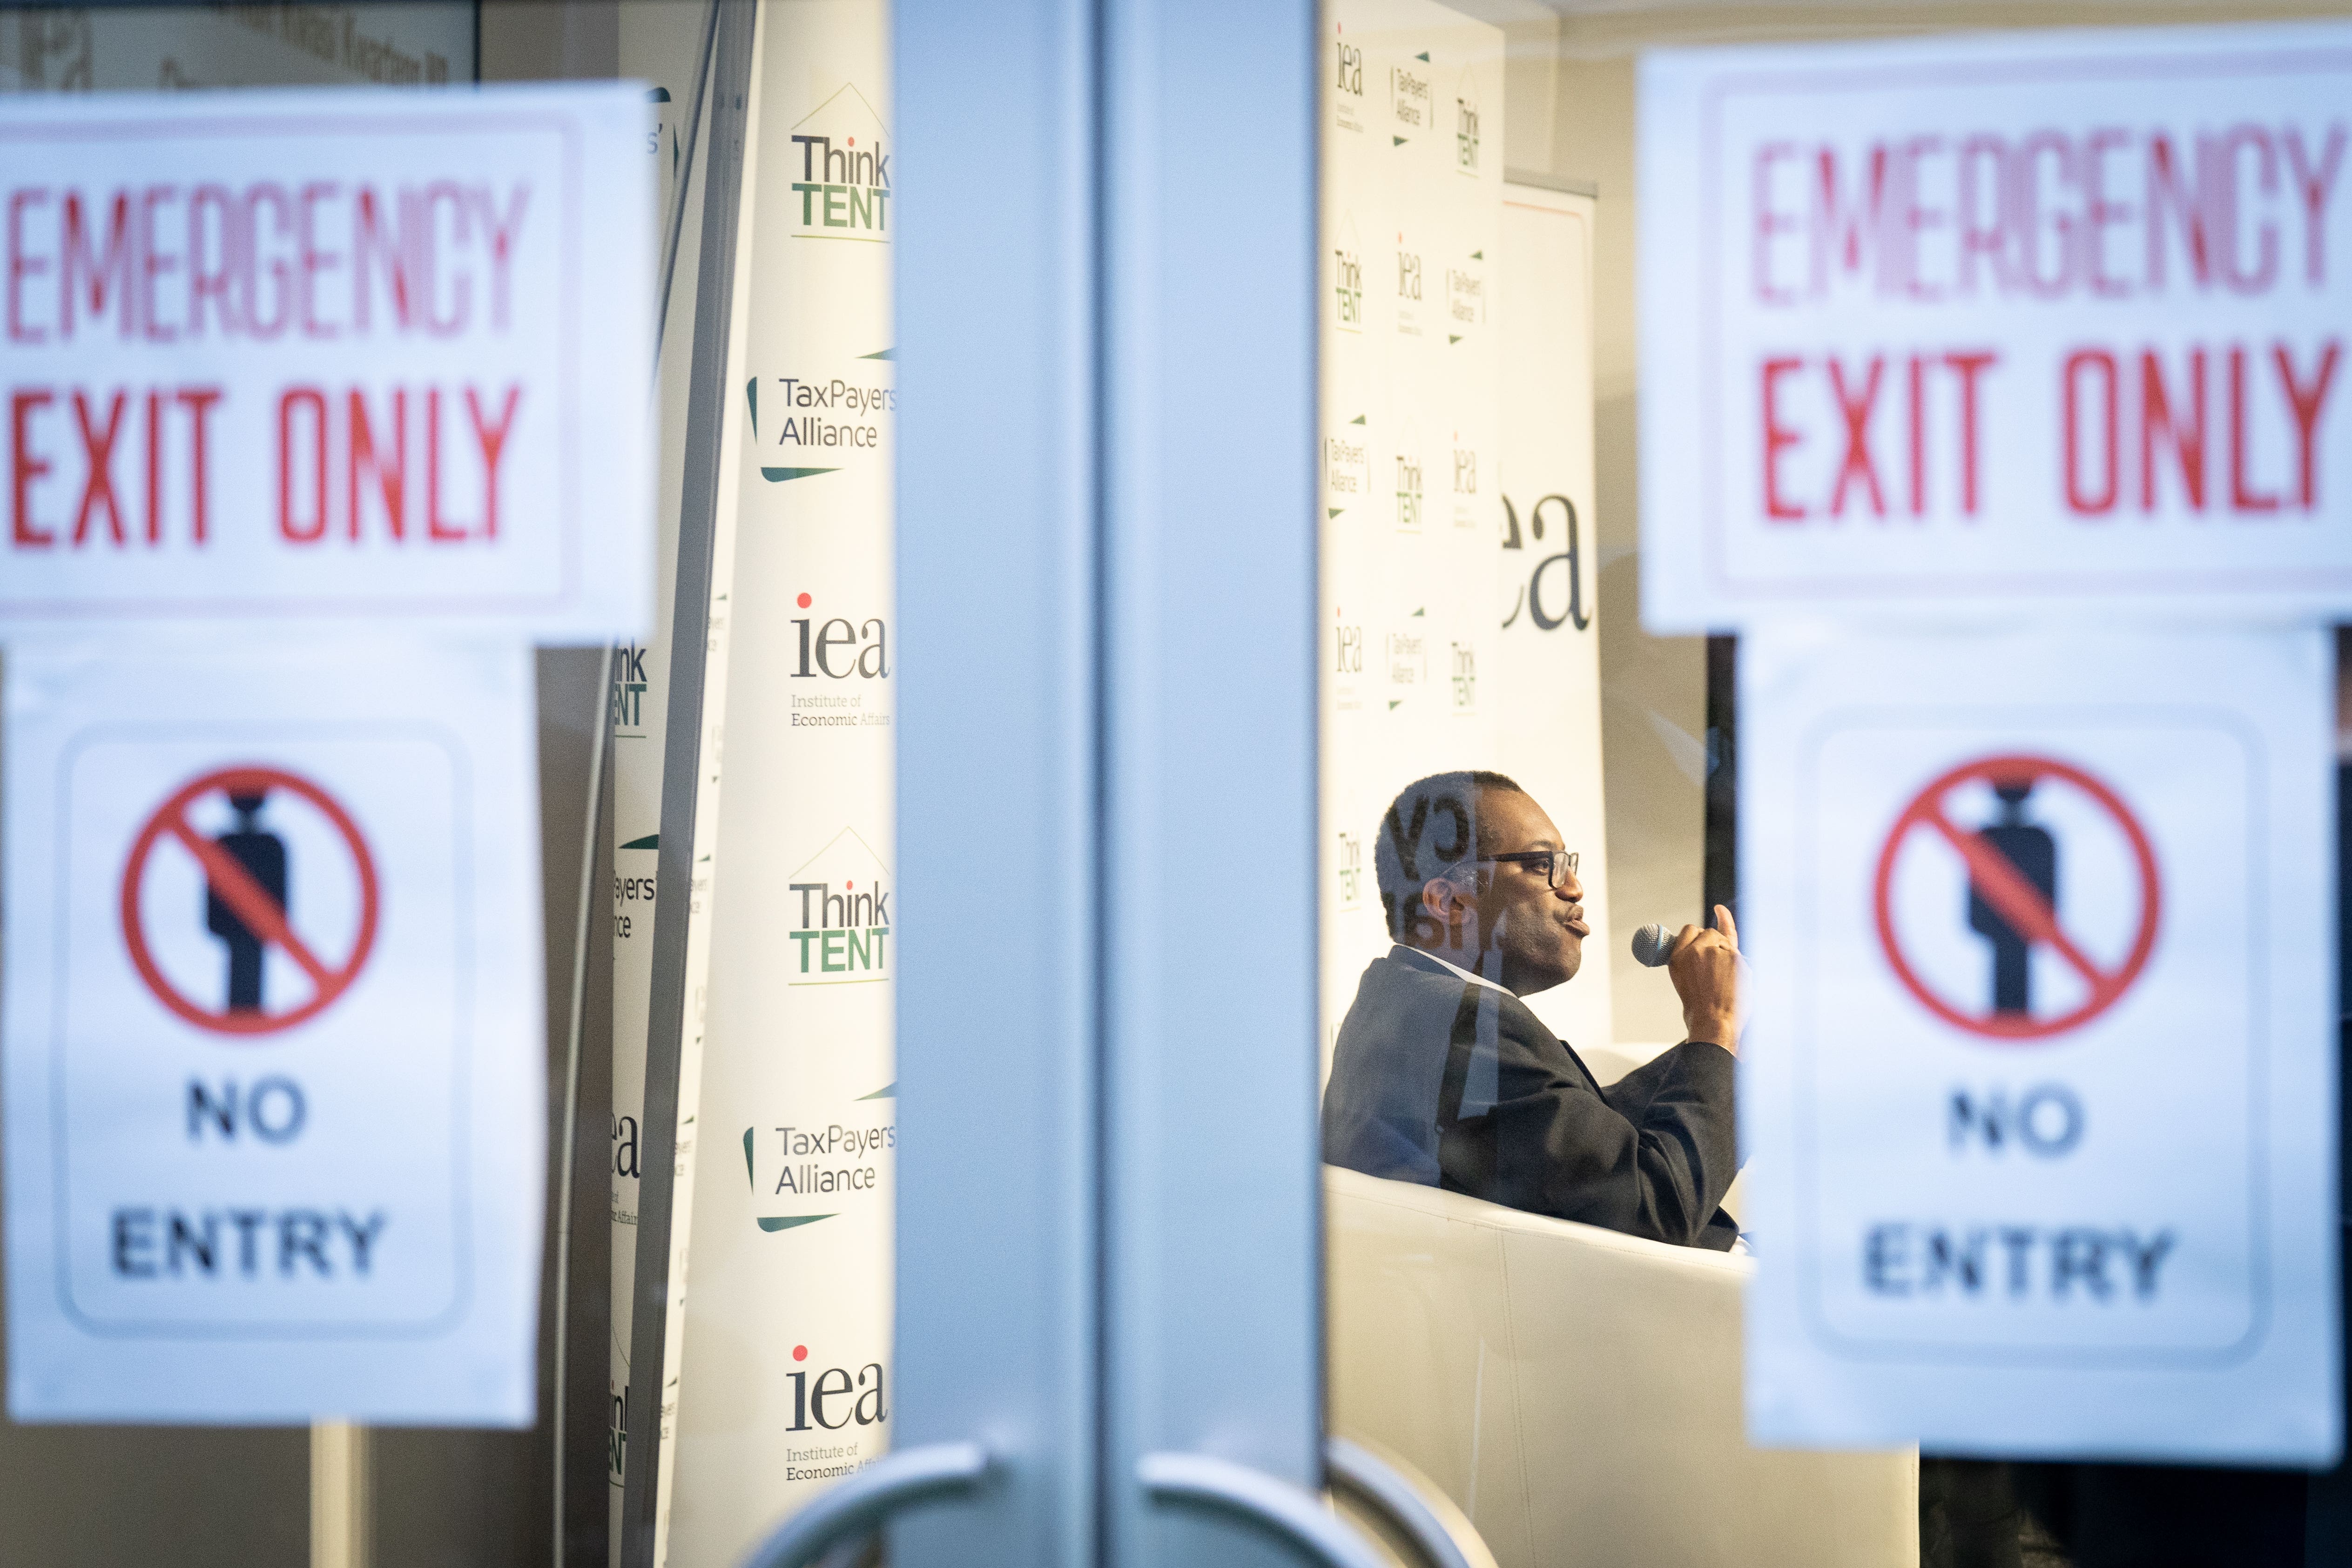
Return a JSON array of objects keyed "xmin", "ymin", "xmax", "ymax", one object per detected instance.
[{"xmin": 1321, "ymin": 769, "xmax": 1745, "ymax": 1250}]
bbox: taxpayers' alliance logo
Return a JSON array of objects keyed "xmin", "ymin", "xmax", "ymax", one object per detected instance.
[
  {"xmin": 1384, "ymin": 610, "xmax": 1427, "ymax": 711},
  {"xmin": 740, "ymin": 1086, "xmax": 894, "ymax": 1232},
  {"xmin": 1389, "ymin": 49, "xmax": 1430, "ymax": 142},
  {"xmin": 747, "ymin": 368, "xmax": 895, "ymax": 484},
  {"xmin": 790, "ymin": 82, "xmax": 890, "ymax": 241},
  {"xmin": 789, "ymin": 826, "xmax": 891, "ymax": 985},
  {"xmin": 1324, "ymin": 414, "xmax": 1369, "ymax": 518}
]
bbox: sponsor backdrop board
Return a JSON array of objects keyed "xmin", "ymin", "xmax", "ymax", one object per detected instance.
[
  {"xmin": 660, "ymin": 3, "xmax": 896, "ymax": 1562},
  {"xmin": 1639, "ymin": 22, "xmax": 2352, "ymax": 632},
  {"xmin": 3, "ymin": 638, "xmax": 545, "ymax": 1423},
  {"xmin": 1321, "ymin": 1, "xmax": 1619, "ymax": 1071},
  {"xmin": 1738, "ymin": 626, "xmax": 2339, "ymax": 1461},
  {"xmin": 0, "ymin": 85, "xmax": 652, "ymax": 639},
  {"xmin": 1321, "ymin": 0, "xmax": 1507, "ymax": 1069},
  {"xmin": 609, "ymin": 12, "xmax": 758, "ymax": 1560}
]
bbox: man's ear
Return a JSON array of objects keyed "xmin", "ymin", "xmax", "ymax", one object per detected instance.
[{"xmin": 1420, "ymin": 875, "xmax": 1470, "ymax": 924}]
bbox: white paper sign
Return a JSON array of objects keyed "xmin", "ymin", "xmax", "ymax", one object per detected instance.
[
  {"xmin": 0, "ymin": 84, "xmax": 651, "ymax": 638},
  {"xmin": 1738, "ymin": 626, "xmax": 2339, "ymax": 1461},
  {"xmin": 4, "ymin": 638, "xmax": 545, "ymax": 1424},
  {"xmin": 1640, "ymin": 23, "xmax": 2352, "ymax": 631}
]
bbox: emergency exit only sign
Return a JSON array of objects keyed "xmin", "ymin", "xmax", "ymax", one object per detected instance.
[
  {"xmin": 1739, "ymin": 626, "xmax": 2338, "ymax": 1463},
  {"xmin": 1639, "ymin": 21, "xmax": 2352, "ymax": 630}
]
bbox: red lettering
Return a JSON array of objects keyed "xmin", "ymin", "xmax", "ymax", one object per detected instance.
[
  {"xmin": 279, "ymin": 387, "xmax": 328, "ymax": 542},
  {"xmin": 2276, "ymin": 340, "xmax": 2341, "ymax": 509},
  {"xmin": 1761, "ymin": 357, "xmax": 1805, "ymax": 521},
  {"xmin": 138, "ymin": 185, "xmax": 179, "ymax": 343},
  {"xmin": 144, "ymin": 390, "xmax": 162, "ymax": 545},
  {"xmin": 298, "ymin": 181, "xmax": 340, "ymax": 338},
  {"xmin": 2012, "ymin": 131, "xmax": 2077, "ymax": 299},
  {"xmin": 2063, "ymin": 349, "xmax": 2119, "ymax": 515},
  {"xmin": 61, "ymin": 189, "xmax": 131, "ymax": 339},
  {"xmin": 11, "ymin": 389, "xmax": 54, "ymax": 547},
  {"xmin": 245, "ymin": 182, "xmax": 290, "ymax": 339},
  {"xmin": 2216, "ymin": 127, "xmax": 2281, "ymax": 296},
  {"xmin": 2285, "ymin": 125, "xmax": 2346, "ymax": 287},
  {"xmin": 2145, "ymin": 134, "xmax": 2211, "ymax": 290},
  {"xmin": 1895, "ymin": 136, "xmax": 1945, "ymax": 302},
  {"xmin": 353, "ymin": 187, "xmax": 411, "ymax": 333},
  {"xmin": 2083, "ymin": 128, "xmax": 2133, "ymax": 299},
  {"xmin": 1752, "ymin": 142, "xmax": 1799, "ymax": 305},
  {"xmin": 1907, "ymin": 355, "xmax": 1927, "ymax": 515},
  {"xmin": 422, "ymin": 183, "xmax": 470, "ymax": 336},
  {"xmin": 8, "ymin": 188, "xmax": 49, "ymax": 343},
  {"xmin": 465, "ymin": 384, "xmax": 520, "ymax": 539},
  {"xmin": 473, "ymin": 184, "xmax": 529, "ymax": 332},
  {"xmin": 1827, "ymin": 354, "xmax": 1885, "ymax": 517},
  {"xmin": 188, "ymin": 184, "xmax": 238, "ymax": 337},
  {"xmin": 1945, "ymin": 351, "xmax": 1995, "ymax": 516},
  {"xmin": 1955, "ymin": 135, "xmax": 2008, "ymax": 295},
  {"xmin": 2228, "ymin": 346, "xmax": 2280, "ymax": 513},
  {"xmin": 349, "ymin": 387, "xmax": 407, "ymax": 540},
  {"xmin": 2139, "ymin": 348, "xmax": 2207, "ymax": 512},
  {"xmin": 70, "ymin": 389, "xmax": 127, "ymax": 546},
  {"xmin": 177, "ymin": 387, "xmax": 220, "ymax": 545},
  {"xmin": 1811, "ymin": 146, "xmax": 1889, "ymax": 296}
]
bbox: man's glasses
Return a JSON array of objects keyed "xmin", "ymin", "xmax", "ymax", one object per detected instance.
[{"xmin": 1478, "ymin": 849, "xmax": 1579, "ymax": 889}]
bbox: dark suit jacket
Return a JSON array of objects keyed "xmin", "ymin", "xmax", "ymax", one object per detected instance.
[{"xmin": 1321, "ymin": 946, "xmax": 1740, "ymax": 1250}]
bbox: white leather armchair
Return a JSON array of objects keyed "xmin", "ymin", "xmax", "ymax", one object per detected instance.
[{"xmin": 1326, "ymin": 1163, "xmax": 1917, "ymax": 1568}]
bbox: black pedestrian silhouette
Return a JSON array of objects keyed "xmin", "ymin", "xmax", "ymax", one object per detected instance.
[
  {"xmin": 1968, "ymin": 779, "xmax": 2055, "ymax": 1016},
  {"xmin": 206, "ymin": 790, "xmax": 288, "ymax": 1014}
]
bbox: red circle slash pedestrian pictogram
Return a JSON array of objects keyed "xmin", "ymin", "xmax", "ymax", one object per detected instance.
[
  {"xmin": 1873, "ymin": 754, "xmax": 2160, "ymax": 1042},
  {"xmin": 119, "ymin": 765, "xmax": 379, "ymax": 1037}
]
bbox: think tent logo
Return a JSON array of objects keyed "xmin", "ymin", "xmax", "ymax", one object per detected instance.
[
  {"xmin": 788, "ymin": 827, "xmax": 891, "ymax": 985},
  {"xmin": 1332, "ymin": 213, "xmax": 1364, "ymax": 332},
  {"xmin": 790, "ymin": 82, "xmax": 891, "ymax": 241},
  {"xmin": 1392, "ymin": 424, "xmax": 1424, "ymax": 533},
  {"xmin": 1334, "ymin": 829, "xmax": 1364, "ymax": 911},
  {"xmin": 1455, "ymin": 70, "xmax": 1481, "ymax": 174}
]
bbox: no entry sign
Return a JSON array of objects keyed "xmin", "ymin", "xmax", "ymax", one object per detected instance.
[
  {"xmin": 3, "ymin": 639, "xmax": 546, "ymax": 1425},
  {"xmin": 121, "ymin": 766, "xmax": 380, "ymax": 1037},
  {"xmin": 1739, "ymin": 626, "xmax": 2339, "ymax": 1464},
  {"xmin": 1874, "ymin": 754, "xmax": 2160, "ymax": 1041}
]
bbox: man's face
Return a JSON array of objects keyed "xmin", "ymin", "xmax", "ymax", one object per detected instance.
[{"xmin": 1437, "ymin": 787, "xmax": 1587, "ymax": 994}]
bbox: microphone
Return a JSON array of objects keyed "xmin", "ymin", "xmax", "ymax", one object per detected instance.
[{"xmin": 1630, "ymin": 923, "xmax": 1679, "ymax": 968}]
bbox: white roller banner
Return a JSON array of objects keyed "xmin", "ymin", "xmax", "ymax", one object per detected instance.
[
  {"xmin": 1739, "ymin": 625, "xmax": 2339, "ymax": 1462},
  {"xmin": 3, "ymin": 637, "xmax": 544, "ymax": 1424},
  {"xmin": 0, "ymin": 84, "xmax": 652, "ymax": 639},
  {"xmin": 1321, "ymin": 0, "xmax": 1507, "ymax": 1069},
  {"xmin": 661, "ymin": 3, "xmax": 896, "ymax": 1563},
  {"xmin": 609, "ymin": 13, "xmax": 756, "ymax": 1559},
  {"xmin": 1639, "ymin": 22, "xmax": 2352, "ymax": 632}
]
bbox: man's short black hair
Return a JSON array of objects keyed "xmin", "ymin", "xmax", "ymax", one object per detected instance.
[{"xmin": 1372, "ymin": 769, "xmax": 1527, "ymax": 941}]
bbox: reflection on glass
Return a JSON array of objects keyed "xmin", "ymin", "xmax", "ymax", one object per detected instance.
[{"xmin": 1322, "ymin": 769, "xmax": 1743, "ymax": 1248}]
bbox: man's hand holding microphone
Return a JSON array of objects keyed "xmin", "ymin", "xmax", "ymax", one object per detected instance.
[{"xmin": 1631, "ymin": 905, "xmax": 1746, "ymax": 1053}]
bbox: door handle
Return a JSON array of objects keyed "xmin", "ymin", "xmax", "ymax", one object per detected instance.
[
  {"xmin": 1136, "ymin": 1450, "xmax": 1388, "ymax": 1568},
  {"xmin": 735, "ymin": 1441, "xmax": 991, "ymax": 1568},
  {"xmin": 1323, "ymin": 1436, "xmax": 1497, "ymax": 1568}
]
